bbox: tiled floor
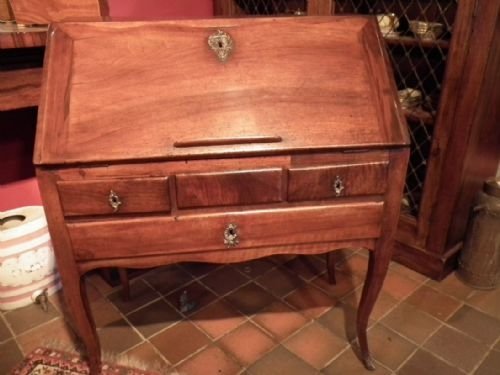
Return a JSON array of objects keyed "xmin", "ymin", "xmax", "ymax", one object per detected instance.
[{"xmin": 1, "ymin": 250, "xmax": 500, "ymax": 374}]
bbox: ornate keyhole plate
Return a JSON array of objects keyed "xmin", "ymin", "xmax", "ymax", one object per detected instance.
[
  {"xmin": 208, "ymin": 30, "xmax": 233, "ymax": 63},
  {"xmin": 333, "ymin": 176, "xmax": 345, "ymax": 197},
  {"xmin": 108, "ymin": 190, "xmax": 122, "ymax": 213},
  {"xmin": 224, "ymin": 223, "xmax": 239, "ymax": 248}
]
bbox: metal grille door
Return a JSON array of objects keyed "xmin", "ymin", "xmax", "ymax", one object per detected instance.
[
  {"xmin": 334, "ymin": 0, "xmax": 458, "ymax": 216},
  {"xmin": 233, "ymin": 0, "xmax": 307, "ymax": 15}
]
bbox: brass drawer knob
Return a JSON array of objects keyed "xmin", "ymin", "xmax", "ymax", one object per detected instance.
[
  {"xmin": 224, "ymin": 223, "xmax": 239, "ymax": 248},
  {"xmin": 333, "ymin": 175, "xmax": 345, "ymax": 197},
  {"xmin": 108, "ymin": 190, "xmax": 122, "ymax": 212}
]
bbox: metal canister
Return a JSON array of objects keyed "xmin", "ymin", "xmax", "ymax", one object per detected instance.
[{"xmin": 457, "ymin": 178, "xmax": 500, "ymax": 289}]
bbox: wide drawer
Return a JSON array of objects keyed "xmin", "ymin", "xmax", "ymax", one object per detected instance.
[
  {"xmin": 288, "ymin": 162, "xmax": 388, "ymax": 202},
  {"xmin": 57, "ymin": 177, "xmax": 170, "ymax": 216},
  {"xmin": 176, "ymin": 168, "xmax": 283, "ymax": 208},
  {"xmin": 67, "ymin": 201, "xmax": 383, "ymax": 260}
]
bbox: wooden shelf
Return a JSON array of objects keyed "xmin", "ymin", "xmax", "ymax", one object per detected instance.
[
  {"xmin": 0, "ymin": 23, "xmax": 47, "ymax": 49},
  {"xmin": 0, "ymin": 68, "xmax": 42, "ymax": 111},
  {"xmin": 403, "ymin": 107, "xmax": 434, "ymax": 125},
  {"xmin": 384, "ymin": 35, "xmax": 450, "ymax": 49}
]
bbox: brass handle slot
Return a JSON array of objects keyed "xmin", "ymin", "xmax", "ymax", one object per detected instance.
[
  {"xmin": 108, "ymin": 190, "xmax": 122, "ymax": 212},
  {"xmin": 174, "ymin": 136, "xmax": 282, "ymax": 148},
  {"xmin": 224, "ymin": 223, "xmax": 239, "ymax": 248},
  {"xmin": 333, "ymin": 176, "xmax": 345, "ymax": 197},
  {"xmin": 0, "ymin": 214, "xmax": 26, "ymax": 226}
]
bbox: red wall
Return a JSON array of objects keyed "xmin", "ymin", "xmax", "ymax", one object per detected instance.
[{"xmin": 108, "ymin": 0, "xmax": 214, "ymax": 20}]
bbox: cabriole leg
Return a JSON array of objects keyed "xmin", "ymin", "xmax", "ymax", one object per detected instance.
[
  {"xmin": 61, "ymin": 272, "xmax": 101, "ymax": 374},
  {"xmin": 356, "ymin": 249, "xmax": 391, "ymax": 371}
]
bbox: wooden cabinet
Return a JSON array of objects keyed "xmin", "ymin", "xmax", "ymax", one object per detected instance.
[
  {"xmin": 35, "ymin": 17, "xmax": 408, "ymax": 373},
  {"xmin": 214, "ymin": 0, "xmax": 500, "ymax": 279}
]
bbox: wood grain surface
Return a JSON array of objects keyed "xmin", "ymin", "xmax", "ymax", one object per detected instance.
[
  {"xmin": 57, "ymin": 177, "xmax": 170, "ymax": 216},
  {"xmin": 35, "ymin": 16, "xmax": 410, "ymax": 374},
  {"xmin": 67, "ymin": 201, "xmax": 383, "ymax": 260},
  {"xmin": 8, "ymin": 0, "xmax": 106, "ymax": 23},
  {"xmin": 35, "ymin": 17, "xmax": 408, "ymax": 165},
  {"xmin": 288, "ymin": 161, "xmax": 388, "ymax": 201},
  {"xmin": 176, "ymin": 168, "xmax": 283, "ymax": 208},
  {"xmin": 0, "ymin": 68, "xmax": 42, "ymax": 110}
]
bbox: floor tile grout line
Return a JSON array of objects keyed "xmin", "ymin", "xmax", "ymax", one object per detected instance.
[
  {"xmin": 388, "ymin": 296, "xmax": 490, "ymax": 374},
  {"xmin": 462, "ymin": 298, "xmax": 500, "ymax": 322},
  {"xmin": 122, "ymin": 338, "xmax": 174, "ymax": 370},
  {"xmin": 207, "ymin": 318, "xmax": 278, "ymax": 373},
  {"xmin": 389, "ymin": 320, "xmax": 445, "ymax": 373},
  {"xmin": 6, "ymin": 258, "xmax": 496, "ymax": 375},
  {"xmin": 9, "ymin": 315, "xmax": 63, "ymax": 351},
  {"xmin": 389, "ymin": 281, "xmax": 465, "ymax": 372},
  {"xmin": 0, "ymin": 310, "xmax": 18, "ymax": 344},
  {"xmin": 468, "ymin": 335, "xmax": 500, "ymax": 374}
]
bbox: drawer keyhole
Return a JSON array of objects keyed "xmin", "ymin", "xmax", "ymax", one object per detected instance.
[
  {"xmin": 224, "ymin": 223, "xmax": 239, "ymax": 248},
  {"xmin": 333, "ymin": 176, "xmax": 345, "ymax": 197},
  {"xmin": 108, "ymin": 190, "xmax": 122, "ymax": 213}
]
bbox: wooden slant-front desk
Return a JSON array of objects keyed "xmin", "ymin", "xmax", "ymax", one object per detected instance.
[{"xmin": 34, "ymin": 17, "xmax": 409, "ymax": 373}]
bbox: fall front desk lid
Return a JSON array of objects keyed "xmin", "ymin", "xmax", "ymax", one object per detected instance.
[{"xmin": 34, "ymin": 16, "xmax": 408, "ymax": 165}]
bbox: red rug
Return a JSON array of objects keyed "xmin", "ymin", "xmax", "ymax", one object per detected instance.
[{"xmin": 10, "ymin": 347, "xmax": 163, "ymax": 375}]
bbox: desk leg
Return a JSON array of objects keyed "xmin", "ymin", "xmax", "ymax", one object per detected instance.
[
  {"xmin": 356, "ymin": 249, "xmax": 390, "ymax": 371},
  {"xmin": 62, "ymin": 274, "xmax": 101, "ymax": 374}
]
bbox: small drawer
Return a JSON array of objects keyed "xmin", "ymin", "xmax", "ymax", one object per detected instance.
[
  {"xmin": 57, "ymin": 177, "xmax": 170, "ymax": 216},
  {"xmin": 67, "ymin": 201, "xmax": 383, "ymax": 260},
  {"xmin": 288, "ymin": 162, "xmax": 388, "ymax": 202},
  {"xmin": 176, "ymin": 169, "xmax": 283, "ymax": 208}
]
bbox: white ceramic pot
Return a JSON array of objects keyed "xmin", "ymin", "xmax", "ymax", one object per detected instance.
[{"xmin": 0, "ymin": 206, "xmax": 61, "ymax": 310}]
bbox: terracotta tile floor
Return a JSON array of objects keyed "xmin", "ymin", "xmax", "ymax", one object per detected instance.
[{"xmin": 1, "ymin": 250, "xmax": 500, "ymax": 374}]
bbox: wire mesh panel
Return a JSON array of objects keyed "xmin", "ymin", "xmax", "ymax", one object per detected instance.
[
  {"xmin": 233, "ymin": 0, "xmax": 307, "ymax": 15},
  {"xmin": 220, "ymin": 0, "xmax": 457, "ymax": 217},
  {"xmin": 335, "ymin": 0, "xmax": 458, "ymax": 216}
]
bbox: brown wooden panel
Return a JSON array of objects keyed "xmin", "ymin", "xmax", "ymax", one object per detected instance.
[
  {"xmin": 176, "ymin": 168, "xmax": 283, "ymax": 208},
  {"xmin": 0, "ymin": 68, "xmax": 42, "ymax": 111},
  {"xmin": 68, "ymin": 201, "xmax": 383, "ymax": 260},
  {"xmin": 34, "ymin": 17, "xmax": 408, "ymax": 165},
  {"xmin": 288, "ymin": 162, "xmax": 388, "ymax": 201},
  {"xmin": 57, "ymin": 177, "xmax": 170, "ymax": 216},
  {"xmin": 9, "ymin": 0, "xmax": 106, "ymax": 24},
  {"xmin": 0, "ymin": 23, "xmax": 47, "ymax": 49}
]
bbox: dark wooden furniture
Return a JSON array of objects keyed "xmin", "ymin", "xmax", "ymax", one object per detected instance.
[
  {"xmin": 214, "ymin": 0, "xmax": 500, "ymax": 280},
  {"xmin": 35, "ymin": 17, "xmax": 409, "ymax": 373}
]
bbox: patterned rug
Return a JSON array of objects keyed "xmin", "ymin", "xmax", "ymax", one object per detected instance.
[{"xmin": 10, "ymin": 347, "xmax": 164, "ymax": 375}]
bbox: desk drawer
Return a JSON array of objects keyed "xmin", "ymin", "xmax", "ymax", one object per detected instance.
[
  {"xmin": 288, "ymin": 162, "xmax": 388, "ymax": 202},
  {"xmin": 176, "ymin": 169, "xmax": 283, "ymax": 208},
  {"xmin": 57, "ymin": 177, "xmax": 170, "ymax": 216},
  {"xmin": 67, "ymin": 201, "xmax": 383, "ymax": 260}
]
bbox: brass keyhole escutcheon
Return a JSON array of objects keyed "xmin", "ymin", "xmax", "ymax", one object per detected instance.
[
  {"xmin": 224, "ymin": 223, "xmax": 239, "ymax": 248},
  {"xmin": 333, "ymin": 176, "xmax": 345, "ymax": 197},
  {"xmin": 108, "ymin": 190, "xmax": 122, "ymax": 213},
  {"xmin": 208, "ymin": 29, "xmax": 233, "ymax": 63}
]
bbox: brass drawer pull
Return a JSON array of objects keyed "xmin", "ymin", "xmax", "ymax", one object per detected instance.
[
  {"xmin": 108, "ymin": 190, "xmax": 122, "ymax": 212},
  {"xmin": 333, "ymin": 176, "xmax": 345, "ymax": 197},
  {"xmin": 224, "ymin": 223, "xmax": 239, "ymax": 248}
]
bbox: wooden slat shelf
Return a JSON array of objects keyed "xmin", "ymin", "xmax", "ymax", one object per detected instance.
[
  {"xmin": 0, "ymin": 22, "xmax": 47, "ymax": 49},
  {"xmin": 384, "ymin": 35, "xmax": 450, "ymax": 49},
  {"xmin": 0, "ymin": 67, "xmax": 42, "ymax": 111}
]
